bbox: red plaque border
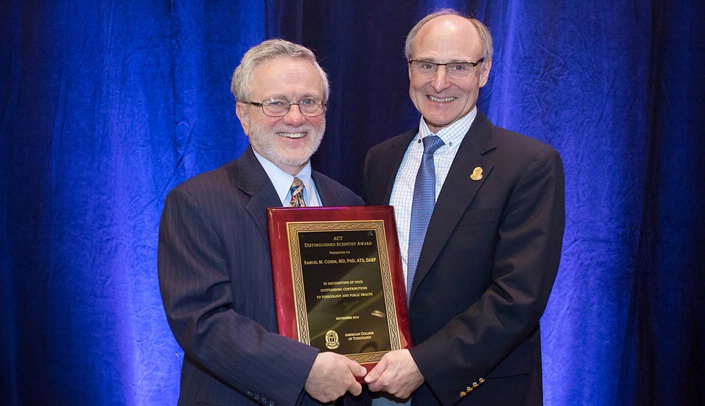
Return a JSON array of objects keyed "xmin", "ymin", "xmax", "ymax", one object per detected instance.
[{"xmin": 267, "ymin": 205, "xmax": 411, "ymax": 369}]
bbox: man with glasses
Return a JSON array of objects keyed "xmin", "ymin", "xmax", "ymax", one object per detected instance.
[
  {"xmin": 363, "ymin": 10, "xmax": 565, "ymax": 406},
  {"xmin": 159, "ymin": 39, "xmax": 366, "ymax": 405}
]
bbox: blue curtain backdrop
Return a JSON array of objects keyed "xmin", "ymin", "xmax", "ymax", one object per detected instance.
[{"xmin": 2, "ymin": 1, "xmax": 703, "ymax": 405}]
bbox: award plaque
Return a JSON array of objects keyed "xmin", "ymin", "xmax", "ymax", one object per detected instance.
[{"xmin": 267, "ymin": 205, "xmax": 410, "ymax": 372}]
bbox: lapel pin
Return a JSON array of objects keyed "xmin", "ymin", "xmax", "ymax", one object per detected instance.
[{"xmin": 470, "ymin": 167, "xmax": 483, "ymax": 181}]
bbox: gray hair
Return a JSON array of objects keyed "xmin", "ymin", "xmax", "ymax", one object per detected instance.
[
  {"xmin": 404, "ymin": 9, "xmax": 494, "ymax": 61},
  {"xmin": 230, "ymin": 39, "xmax": 329, "ymax": 102}
]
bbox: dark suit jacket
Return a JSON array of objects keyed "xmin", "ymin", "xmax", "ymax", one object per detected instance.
[
  {"xmin": 363, "ymin": 112, "xmax": 565, "ymax": 406},
  {"xmin": 159, "ymin": 146, "xmax": 365, "ymax": 406}
]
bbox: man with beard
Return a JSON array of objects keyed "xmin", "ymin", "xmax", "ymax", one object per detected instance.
[{"xmin": 158, "ymin": 39, "xmax": 366, "ymax": 405}]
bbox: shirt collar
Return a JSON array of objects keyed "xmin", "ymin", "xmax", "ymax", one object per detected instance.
[
  {"xmin": 418, "ymin": 106, "xmax": 477, "ymax": 146},
  {"xmin": 252, "ymin": 148, "xmax": 314, "ymax": 206}
]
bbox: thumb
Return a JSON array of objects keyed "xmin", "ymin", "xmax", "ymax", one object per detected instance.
[
  {"xmin": 344, "ymin": 357, "xmax": 367, "ymax": 377},
  {"xmin": 352, "ymin": 362, "xmax": 368, "ymax": 378},
  {"xmin": 364, "ymin": 357, "xmax": 387, "ymax": 383}
]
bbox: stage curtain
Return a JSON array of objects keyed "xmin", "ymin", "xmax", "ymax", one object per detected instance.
[{"xmin": 1, "ymin": 0, "xmax": 703, "ymax": 404}]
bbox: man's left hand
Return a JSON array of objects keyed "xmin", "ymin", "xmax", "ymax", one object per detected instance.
[{"xmin": 364, "ymin": 349, "xmax": 424, "ymax": 399}]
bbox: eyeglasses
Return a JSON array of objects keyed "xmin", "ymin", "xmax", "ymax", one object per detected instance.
[
  {"xmin": 240, "ymin": 97, "xmax": 327, "ymax": 117},
  {"xmin": 408, "ymin": 59, "xmax": 485, "ymax": 78}
]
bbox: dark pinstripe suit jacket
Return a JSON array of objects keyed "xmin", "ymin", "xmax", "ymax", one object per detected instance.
[
  {"xmin": 363, "ymin": 112, "xmax": 565, "ymax": 406},
  {"xmin": 158, "ymin": 146, "xmax": 365, "ymax": 406}
]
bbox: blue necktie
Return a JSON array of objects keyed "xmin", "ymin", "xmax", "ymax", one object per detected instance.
[{"xmin": 407, "ymin": 135, "xmax": 444, "ymax": 300}]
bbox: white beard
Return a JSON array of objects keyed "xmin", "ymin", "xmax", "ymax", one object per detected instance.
[{"xmin": 246, "ymin": 117, "xmax": 325, "ymax": 171}]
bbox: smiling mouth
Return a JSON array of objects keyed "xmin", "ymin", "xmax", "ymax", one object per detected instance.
[
  {"xmin": 427, "ymin": 95, "xmax": 456, "ymax": 103},
  {"xmin": 277, "ymin": 132, "xmax": 307, "ymax": 139}
]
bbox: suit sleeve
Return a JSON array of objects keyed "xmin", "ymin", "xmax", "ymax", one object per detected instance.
[
  {"xmin": 410, "ymin": 146, "xmax": 565, "ymax": 404},
  {"xmin": 158, "ymin": 186, "xmax": 318, "ymax": 405}
]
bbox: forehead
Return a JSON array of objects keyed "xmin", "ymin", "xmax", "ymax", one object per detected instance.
[
  {"xmin": 250, "ymin": 56, "xmax": 325, "ymax": 98},
  {"xmin": 412, "ymin": 16, "xmax": 483, "ymax": 60}
]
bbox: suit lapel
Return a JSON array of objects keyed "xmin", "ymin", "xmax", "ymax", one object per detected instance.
[
  {"xmin": 312, "ymin": 172, "xmax": 333, "ymax": 206},
  {"xmin": 380, "ymin": 129, "xmax": 417, "ymax": 203},
  {"xmin": 410, "ymin": 113, "xmax": 497, "ymax": 299},
  {"xmin": 235, "ymin": 147, "xmax": 281, "ymax": 249}
]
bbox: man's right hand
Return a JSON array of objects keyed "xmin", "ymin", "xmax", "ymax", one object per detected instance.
[{"xmin": 305, "ymin": 352, "xmax": 367, "ymax": 403}]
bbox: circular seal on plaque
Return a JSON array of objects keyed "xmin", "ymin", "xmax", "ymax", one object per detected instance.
[{"xmin": 325, "ymin": 330, "xmax": 340, "ymax": 349}]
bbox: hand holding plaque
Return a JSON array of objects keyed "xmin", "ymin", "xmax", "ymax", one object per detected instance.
[{"xmin": 267, "ymin": 206, "xmax": 411, "ymax": 374}]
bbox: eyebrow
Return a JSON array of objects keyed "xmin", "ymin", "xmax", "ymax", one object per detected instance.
[
  {"xmin": 415, "ymin": 58, "xmax": 477, "ymax": 63},
  {"xmin": 262, "ymin": 93, "xmax": 323, "ymax": 100}
]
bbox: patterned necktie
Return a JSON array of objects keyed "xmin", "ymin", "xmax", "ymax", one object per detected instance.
[
  {"xmin": 407, "ymin": 135, "xmax": 444, "ymax": 300},
  {"xmin": 289, "ymin": 177, "xmax": 306, "ymax": 207}
]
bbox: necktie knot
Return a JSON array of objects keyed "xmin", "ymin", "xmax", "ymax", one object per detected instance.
[
  {"xmin": 289, "ymin": 177, "xmax": 306, "ymax": 207},
  {"xmin": 422, "ymin": 135, "xmax": 445, "ymax": 156}
]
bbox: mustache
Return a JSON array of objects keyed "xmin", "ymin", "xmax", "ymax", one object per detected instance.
[{"xmin": 272, "ymin": 124, "xmax": 317, "ymax": 133}]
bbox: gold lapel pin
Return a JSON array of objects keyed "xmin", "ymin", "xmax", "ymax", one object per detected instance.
[{"xmin": 470, "ymin": 167, "xmax": 483, "ymax": 181}]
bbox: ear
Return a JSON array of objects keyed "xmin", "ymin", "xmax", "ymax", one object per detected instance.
[
  {"xmin": 479, "ymin": 58, "xmax": 492, "ymax": 88},
  {"xmin": 235, "ymin": 102, "xmax": 250, "ymax": 135}
]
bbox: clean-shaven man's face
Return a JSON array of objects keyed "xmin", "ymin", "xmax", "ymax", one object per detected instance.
[{"xmin": 408, "ymin": 15, "xmax": 492, "ymax": 133}]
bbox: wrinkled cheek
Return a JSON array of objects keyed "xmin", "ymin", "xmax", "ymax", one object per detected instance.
[{"xmin": 409, "ymin": 92, "xmax": 425, "ymax": 111}]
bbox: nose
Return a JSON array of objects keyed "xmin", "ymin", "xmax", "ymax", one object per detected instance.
[
  {"xmin": 282, "ymin": 104, "xmax": 306, "ymax": 126},
  {"xmin": 431, "ymin": 68, "xmax": 451, "ymax": 93}
]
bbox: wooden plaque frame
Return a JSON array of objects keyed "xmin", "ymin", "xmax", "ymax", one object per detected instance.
[{"xmin": 267, "ymin": 205, "xmax": 410, "ymax": 372}]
